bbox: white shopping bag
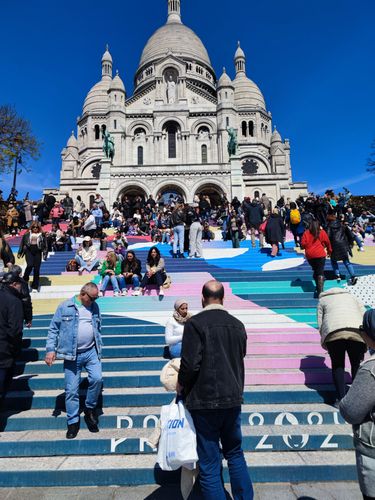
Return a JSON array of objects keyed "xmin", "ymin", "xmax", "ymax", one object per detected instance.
[{"xmin": 157, "ymin": 400, "xmax": 198, "ymax": 471}]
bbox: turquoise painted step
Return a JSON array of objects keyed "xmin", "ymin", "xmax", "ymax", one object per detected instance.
[
  {"xmin": 24, "ymin": 335, "xmax": 166, "ymax": 348},
  {"xmin": 0, "ymin": 464, "xmax": 357, "ymax": 487},
  {"xmin": 2, "ymin": 388, "xmax": 336, "ymax": 411},
  {"xmin": 25, "ymin": 325, "xmax": 166, "ymax": 336},
  {"xmin": 16, "ymin": 359, "xmax": 166, "ymax": 374},
  {"xmin": 2, "ymin": 410, "xmax": 346, "ymax": 431},
  {"xmin": 0, "ymin": 434, "xmax": 354, "ymax": 458},
  {"xmin": 20, "ymin": 346, "xmax": 164, "ymax": 362},
  {"xmin": 11, "ymin": 373, "xmax": 162, "ymax": 390}
]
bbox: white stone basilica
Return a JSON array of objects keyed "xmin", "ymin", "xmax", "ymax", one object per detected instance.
[{"xmin": 57, "ymin": 0, "xmax": 307, "ymax": 207}]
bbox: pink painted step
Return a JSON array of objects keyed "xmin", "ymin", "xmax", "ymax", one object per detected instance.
[
  {"xmin": 248, "ymin": 333, "xmax": 320, "ymax": 343},
  {"xmin": 245, "ymin": 370, "xmax": 351, "ymax": 385},
  {"xmin": 246, "ymin": 356, "xmax": 331, "ymax": 369},
  {"xmin": 246, "ymin": 327, "xmax": 318, "ymax": 333},
  {"xmin": 247, "ymin": 343, "xmax": 324, "ymax": 355}
]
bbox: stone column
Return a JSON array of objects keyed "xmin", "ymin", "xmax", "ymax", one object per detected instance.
[
  {"xmin": 230, "ymin": 155, "xmax": 244, "ymax": 200},
  {"xmin": 98, "ymin": 158, "xmax": 112, "ymax": 207}
]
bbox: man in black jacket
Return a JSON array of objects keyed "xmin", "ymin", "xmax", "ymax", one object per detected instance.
[
  {"xmin": 0, "ymin": 272, "xmax": 24, "ymax": 401},
  {"xmin": 178, "ymin": 280, "xmax": 253, "ymax": 499},
  {"xmin": 246, "ymin": 199, "xmax": 264, "ymax": 248}
]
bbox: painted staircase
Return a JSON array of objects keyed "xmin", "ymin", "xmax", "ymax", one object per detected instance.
[{"xmin": 1, "ymin": 238, "xmax": 374, "ymax": 488}]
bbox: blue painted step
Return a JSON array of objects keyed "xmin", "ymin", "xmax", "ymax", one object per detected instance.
[{"xmin": 2, "ymin": 387, "xmax": 337, "ymax": 411}]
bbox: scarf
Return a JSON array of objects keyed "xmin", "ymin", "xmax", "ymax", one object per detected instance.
[{"xmin": 173, "ymin": 310, "xmax": 192, "ymax": 324}]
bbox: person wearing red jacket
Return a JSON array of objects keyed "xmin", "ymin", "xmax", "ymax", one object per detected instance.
[{"xmin": 301, "ymin": 219, "xmax": 332, "ymax": 297}]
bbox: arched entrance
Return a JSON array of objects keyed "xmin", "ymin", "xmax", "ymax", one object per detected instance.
[
  {"xmin": 194, "ymin": 184, "xmax": 225, "ymax": 208},
  {"xmin": 120, "ymin": 186, "xmax": 147, "ymax": 204},
  {"xmin": 156, "ymin": 184, "xmax": 186, "ymax": 206}
]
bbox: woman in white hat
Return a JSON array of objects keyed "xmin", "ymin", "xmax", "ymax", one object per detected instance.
[
  {"xmin": 165, "ymin": 299, "xmax": 192, "ymax": 358},
  {"xmin": 74, "ymin": 236, "xmax": 99, "ymax": 274}
]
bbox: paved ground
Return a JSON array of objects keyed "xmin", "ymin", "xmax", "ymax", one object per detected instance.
[{"xmin": 0, "ymin": 482, "xmax": 363, "ymax": 499}]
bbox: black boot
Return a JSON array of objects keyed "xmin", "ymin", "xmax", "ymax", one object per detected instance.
[
  {"xmin": 84, "ymin": 408, "xmax": 99, "ymax": 433},
  {"xmin": 332, "ymin": 367, "xmax": 346, "ymax": 401},
  {"xmin": 178, "ymin": 252, "xmax": 185, "ymax": 258},
  {"xmin": 66, "ymin": 421, "xmax": 80, "ymax": 439},
  {"xmin": 316, "ymin": 276, "xmax": 325, "ymax": 297},
  {"xmin": 172, "ymin": 253, "xmax": 177, "ymax": 258}
]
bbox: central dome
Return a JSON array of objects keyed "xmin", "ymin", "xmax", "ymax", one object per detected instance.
[{"xmin": 139, "ymin": 22, "xmax": 212, "ymax": 70}]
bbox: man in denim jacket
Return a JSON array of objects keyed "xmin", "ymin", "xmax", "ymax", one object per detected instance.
[{"xmin": 45, "ymin": 283, "xmax": 103, "ymax": 439}]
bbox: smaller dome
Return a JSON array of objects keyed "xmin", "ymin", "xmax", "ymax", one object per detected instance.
[
  {"xmin": 83, "ymin": 79, "xmax": 111, "ymax": 114},
  {"xmin": 102, "ymin": 45, "xmax": 112, "ymax": 63},
  {"xmin": 235, "ymin": 41, "xmax": 245, "ymax": 60},
  {"xmin": 234, "ymin": 73, "xmax": 266, "ymax": 110},
  {"xmin": 109, "ymin": 71, "xmax": 125, "ymax": 92},
  {"xmin": 217, "ymin": 68, "xmax": 232, "ymax": 88},
  {"xmin": 67, "ymin": 131, "xmax": 78, "ymax": 148},
  {"xmin": 271, "ymin": 127, "xmax": 282, "ymax": 143}
]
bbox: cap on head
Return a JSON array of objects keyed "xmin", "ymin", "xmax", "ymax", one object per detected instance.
[
  {"xmin": 363, "ymin": 310, "xmax": 375, "ymax": 341},
  {"xmin": 1, "ymin": 271, "xmax": 22, "ymax": 285}
]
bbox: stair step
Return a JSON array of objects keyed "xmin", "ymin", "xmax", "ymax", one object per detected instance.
[{"xmin": 0, "ymin": 451, "xmax": 357, "ymax": 487}]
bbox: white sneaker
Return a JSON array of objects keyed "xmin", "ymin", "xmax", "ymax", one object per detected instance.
[
  {"xmin": 99, "ymin": 291, "xmax": 104, "ymax": 297},
  {"xmin": 31, "ymin": 289, "xmax": 38, "ymax": 294},
  {"xmin": 359, "ymin": 247, "xmax": 365, "ymax": 252},
  {"xmin": 159, "ymin": 289, "xmax": 165, "ymax": 296},
  {"xmin": 132, "ymin": 289, "xmax": 141, "ymax": 296},
  {"xmin": 121, "ymin": 289, "xmax": 128, "ymax": 296},
  {"xmin": 113, "ymin": 291, "xmax": 120, "ymax": 297}
]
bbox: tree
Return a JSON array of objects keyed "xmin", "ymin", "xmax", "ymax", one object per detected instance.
[
  {"xmin": 0, "ymin": 104, "xmax": 41, "ymax": 175},
  {"xmin": 368, "ymin": 139, "xmax": 375, "ymax": 173}
]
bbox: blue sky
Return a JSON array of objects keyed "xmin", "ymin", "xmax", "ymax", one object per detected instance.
[{"xmin": 1, "ymin": 0, "xmax": 374, "ymax": 199}]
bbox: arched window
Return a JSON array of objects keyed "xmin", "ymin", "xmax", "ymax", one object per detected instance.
[
  {"xmin": 137, "ymin": 146, "xmax": 144, "ymax": 165},
  {"xmin": 198, "ymin": 126, "xmax": 210, "ymax": 137},
  {"xmin": 248, "ymin": 121, "xmax": 254, "ymax": 137},
  {"xmin": 226, "ymin": 117, "xmax": 229, "ymax": 127},
  {"xmin": 114, "ymin": 120, "xmax": 117, "ymax": 130},
  {"xmin": 165, "ymin": 122, "xmax": 178, "ymax": 159},
  {"xmin": 101, "ymin": 124, "xmax": 106, "ymax": 135},
  {"xmin": 134, "ymin": 127, "xmax": 146, "ymax": 137},
  {"xmin": 94, "ymin": 125, "xmax": 100, "ymax": 140},
  {"xmin": 242, "ymin": 121, "xmax": 247, "ymax": 137},
  {"xmin": 254, "ymin": 190, "xmax": 260, "ymax": 199},
  {"xmin": 89, "ymin": 195, "xmax": 95, "ymax": 208},
  {"xmin": 201, "ymin": 144, "xmax": 208, "ymax": 164}
]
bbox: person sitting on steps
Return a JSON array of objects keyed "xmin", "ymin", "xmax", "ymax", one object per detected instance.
[
  {"xmin": 138, "ymin": 246, "xmax": 167, "ymax": 297},
  {"xmin": 120, "ymin": 250, "xmax": 142, "ymax": 296},
  {"xmin": 99, "ymin": 251, "xmax": 122, "ymax": 297},
  {"xmin": 75, "ymin": 236, "xmax": 99, "ymax": 274}
]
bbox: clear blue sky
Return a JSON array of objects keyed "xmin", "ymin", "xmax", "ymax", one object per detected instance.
[{"xmin": 1, "ymin": 0, "xmax": 374, "ymax": 199}]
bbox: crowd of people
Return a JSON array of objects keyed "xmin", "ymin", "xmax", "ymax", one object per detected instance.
[{"xmin": 0, "ymin": 184, "xmax": 375, "ymax": 498}]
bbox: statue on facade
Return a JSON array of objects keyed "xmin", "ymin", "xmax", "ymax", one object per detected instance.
[
  {"xmin": 166, "ymin": 75, "xmax": 177, "ymax": 104},
  {"xmin": 227, "ymin": 127, "xmax": 238, "ymax": 157},
  {"xmin": 102, "ymin": 129, "xmax": 115, "ymax": 161}
]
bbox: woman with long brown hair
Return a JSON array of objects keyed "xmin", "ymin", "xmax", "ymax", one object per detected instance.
[{"xmin": 17, "ymin": 222, "xmax": 47, "ymax": 292}]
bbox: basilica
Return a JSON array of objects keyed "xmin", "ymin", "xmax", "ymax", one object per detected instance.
[{"xmin": 57, "ymin": 0, "xmax": 307, "ymax": 207}]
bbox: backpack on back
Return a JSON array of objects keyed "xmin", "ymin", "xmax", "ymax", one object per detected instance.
[{"xmin": 290, "ymin": 209, "xmax": 301, "ymax": 225}]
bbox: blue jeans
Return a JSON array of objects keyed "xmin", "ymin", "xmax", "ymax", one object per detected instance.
[
  {"xmin": 64, "ymin": 347, "xmax": 102, "ymax": 425},
  {"xmin": 173, "ymin": 225, "xmax": 185, "ymax": 254},
  {"xmin": 191, "ymin": 407, "xmax": 253, "ymax": 500},
  {"xmin": 118, "ymin": 275, "xmax": 140, "ymax": 290},
  {"xmin": 331, "ymin": 258, "xmax": 355, "ymax": 278},
  {"xmin": 101, "ymin": 274, "xmax": 120, "ymax": 293},
  {"xmin": 169, "ymin": 342, "xmax": 182, "ymax": 358},
  {"xmin": 75, "ymin": 255, "xmax": 99, "ymax": 272}
]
